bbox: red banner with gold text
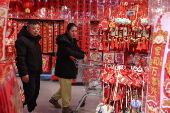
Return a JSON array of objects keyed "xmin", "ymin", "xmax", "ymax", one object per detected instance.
[{"xmin": 146, "ymin": 13, "xmax": 170, "ymax": 113}]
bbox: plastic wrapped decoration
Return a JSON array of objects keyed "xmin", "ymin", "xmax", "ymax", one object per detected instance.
[
  {"xmin": 42, "ymin": 55, "xmax": 51, "ymax": 72},
  {"xmin": 5, "ymin": 20, "xmax": 16, "ymax": 59}
]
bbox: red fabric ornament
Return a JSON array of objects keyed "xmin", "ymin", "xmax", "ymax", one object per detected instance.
[{"xmin": 22, "ymin": 0, "xmax": 33, "ymax": 13}]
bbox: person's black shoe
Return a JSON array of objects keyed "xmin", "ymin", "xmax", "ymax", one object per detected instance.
[
  {"xmin": 28, "ymin": 105, "xmax": 36, "ymax": 112},
  {"xmin": 62, "ymin": 107, "xmax": 73, "ymax": 113}
]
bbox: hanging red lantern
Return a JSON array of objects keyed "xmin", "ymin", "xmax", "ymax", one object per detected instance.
[{"xmin": 22, "ymin": 0, "xmax": 33, "ymax": 13}]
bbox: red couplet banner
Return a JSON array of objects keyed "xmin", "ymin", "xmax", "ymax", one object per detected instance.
[{"xmin": 146, "ymin": 13, "xmax": 170, "ymax": 113}]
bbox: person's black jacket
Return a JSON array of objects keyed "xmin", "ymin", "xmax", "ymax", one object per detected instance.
[
  {"xmin": 55, "ymin": 33, "xmax": 85, "ymax": 79},
  {"xmin": 15, "ymin": 26, "xmax": 42, "ymax": 77}
]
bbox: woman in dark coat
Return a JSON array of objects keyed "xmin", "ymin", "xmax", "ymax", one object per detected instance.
[{"xmin": 49, "ymin": 23, "xmax": 87, "ymax": 113}]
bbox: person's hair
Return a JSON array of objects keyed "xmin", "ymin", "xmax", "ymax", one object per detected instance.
[
  {"xmin": 66, "ymin": 23, "xmax": 77, "ymax": 32},
  {"xmin": 27, "ymin": 20, "xmax": 40, "ymax": 26}
]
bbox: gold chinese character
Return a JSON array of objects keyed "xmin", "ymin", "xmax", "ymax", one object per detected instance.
[
  {"xmin": 152, "ymin": 57, "xmax": 162, "ymax": 66},
  {"xmin": 151, "ymin": 66, "xmax": 159, "ymax": 76},
  {"xmin": 152, "ymin": 77, "xmax": 157, "ymax": 86},
  {"xmin": 151, "ymin": 87, "xmax": 157, "ymax": 95},
  {"xmin": 155, "ymin": 47, "xmax": 161, "ymax": 56}
]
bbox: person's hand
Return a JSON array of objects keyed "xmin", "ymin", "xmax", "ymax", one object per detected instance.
[
  {"xmin": 22, "ymin": 75, "xmax": 29, "ymax": 83},
  {"xmin": 83, "ymin": 54, "xmax": 88, "ymax": 63}
]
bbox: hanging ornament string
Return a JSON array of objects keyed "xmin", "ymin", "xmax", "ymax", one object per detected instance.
[{"xmin": 155, "ymin": 14, "xmax": 164, "ymax": 30}]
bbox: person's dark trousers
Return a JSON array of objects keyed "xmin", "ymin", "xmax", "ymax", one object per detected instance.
[{"xmin": 22, "ymin": 75, "xmax": 40, "ymax": 112}]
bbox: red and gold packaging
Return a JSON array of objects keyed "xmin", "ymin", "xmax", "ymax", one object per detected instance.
[
  {"xmin": 47, "ymin": 22, "xmax": 53, "ymax": 53},
  {"xmin": 42, "ymin": 54, "xmax": 51, "ymax": 72},
  {"xmin": 42, "ymin": 22, "xmax": 48, "ymax": 53},
  {"xmin": 59, "ymin": 21, "xmax": 64, "ymax": 35},
  {"xmin": 53, "ymin": 22, "xmax": 59, "ymax": 53}
]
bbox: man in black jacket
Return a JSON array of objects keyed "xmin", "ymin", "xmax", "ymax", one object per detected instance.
[{"xmin": 15, "ymin": 20, "xmax": 42, "ymax": 113}]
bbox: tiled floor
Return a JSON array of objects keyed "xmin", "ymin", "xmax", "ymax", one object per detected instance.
[{"xmin": 19, "ymin": 79, "xmax": 100, "ymax": 113}]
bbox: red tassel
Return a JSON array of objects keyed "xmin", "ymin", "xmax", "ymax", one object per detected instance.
[
  {"xmin": 111, "ymin": 38, "xmax": 115, "ymax": 48},
  {"xmin": 127, "ymin": 37, "xmax": 130, "ymax": 50},
  {"xmin": 115, "ymin": 39, "xmax": 118, "ymax": 48},
  {"xmin": 124, "ymin": 39, "xmax": 127, "ymax": 49},
  {"xmin": 116, "ymin": 102, "xmax": 119, "ymax": 113},
  {"xmin": 119, "ymin": 39, "xmax": 122, "ymax": 50},
  {"xmin": 146, "ymin": 39, "xmax": 149, "ymax": 50},
  {"xmin": 103, "ymin": 41, "xmax": 106, "ymax": 51},
  {"xmin": 142, "ymin": 38, "xmax": 146, "ymax": 50},
  {"xmin": 136, "ymin": 39, "xmax": 141, "ymax": 51}
]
